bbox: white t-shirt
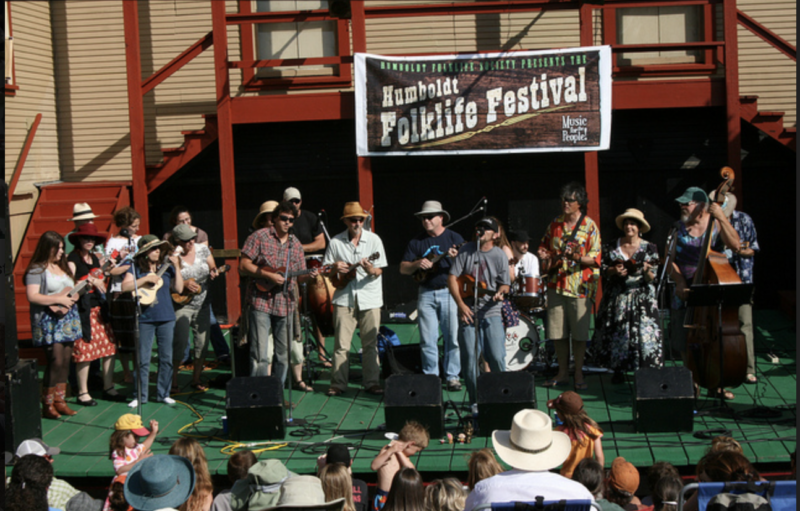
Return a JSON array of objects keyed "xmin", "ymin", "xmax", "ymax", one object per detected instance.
[
  {"xmin": 514, "ymin": 251, "xmax": 540, "ymax": 277},
  {"xmin": 464, "ymin": 470, "xmax": 594, "ymax": 511},
  {"xmin": 106, "ymin": 235, "xmax": 140, "ymax": 293}
]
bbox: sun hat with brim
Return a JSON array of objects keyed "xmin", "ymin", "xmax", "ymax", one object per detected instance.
[
  {"xmin": 675, "ymin": 187, "xmax": 708, "ymax": 204},
  {"xmin": 546, "ymin": 391, "xmax": 584, "ymax": 416},
  {"xmin": 135, "ymin": 235, "xmax": 169, "ymax": 258},
  {"xmin": 124, "ymin": 455, "xmax": 195, "ymax": 511},
  {"xmin": 263, "ymin": 476, "xmax": 345, "ymax": 511},
  {"xmin": 340, "ymin": 202, "xmax": 368, "ymax": 220},
  {"xmin": 114, "ymin": 414, "xmax": 151, "ymax": 436},
  {"xmin": 491, "ymin": 409, "xmax": 571, "ymax": 472},
  {"xmin": 15, "ymin": 438, "xmax": 61, "ymax": 458},
  {"xmin": 708, "ymin": 190, "xmax": 737, "ymax": 218},
  {"xmin": 68, "ymin": 223, "xmax": 108, "ymax": 246},
  {"xmin": 172, "ymin": 224, "xmax": 197, "ymax": 242},
  {"xmin": 253, "ymin": 200, "xmax": 280, "ymax": 229},
  {"xmin": 69, "ymin": 202, "xmax": 99, "ymax": 222},
  {"xmin": 414, "ymin": 201, "xmax": 450, "ymax": 224},
  {"xmin": 615, "ymin": 208, "xmax": 651, "ymax": 234},
  {"xmin": 230, "ymin": 459, "xmax": 298, "ymax": 511}
]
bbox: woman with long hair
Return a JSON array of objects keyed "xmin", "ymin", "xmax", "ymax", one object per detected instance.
[
  {"xmin": 168, "ymin": 437, "xmax": 213, "ymax": 511},
  {"xmin": 67, "ymin": 223, "xmax": 122, "ymax": 404},
  {"xmin": 382, "ymin": 468, "xmax": 425, "ymax": 511},
  {"xmin": 467, "ymin": 448, "xmax": 504, "ymax": 491},
  {"xmin": 25, "ymin": 231, "xmax": 83, "ymax": 419},
  {"xmin": 319, "ymin": 462, "xmax": 356, "ymax": 511}
]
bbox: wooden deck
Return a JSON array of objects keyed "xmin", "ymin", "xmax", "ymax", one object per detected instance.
[{"xmin": 27, "ymin": 310, "xmax": 797, "ymax": 481}]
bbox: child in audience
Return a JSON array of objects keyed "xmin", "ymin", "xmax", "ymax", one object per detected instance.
[
  {"xmin": 168, "ymin": 437, "xmax": 214, "ymax": 511},
  {"xmin": 107, "ymin": 476, "xmax": 132, "ymax": 511},
  {"xmin": 382, "ymin": 467, "xmax": 425, "ymax": 511},
  {"xmin": 572, "ymin": 458, "xmax": 624, "ymax": 511},
  {"xmin": 371, "ymin": 421, "xmax": 429, "ymax": 510},
  {"xmin": 211, "ymin": 450, "xmax": 257, "ymax": 511},
  {"xmin": 320, "ymin": 462, "xmax": 356, "ymax": 511},
  {"xmin": 547, "ymin": 391, "xmax": 604, "ymax": 478},
  {"xmin": 651, "ymin": 476, "xmax": 683, "ymax": 511},
  {"xmin": 641, "ymin": 461, "xmax": 680, "ymax": 506},
  {"xmin": 109, "ymin": 414, "xmax": 159, "ymax": 475},
  {"xmin": 425, "ymin": 477, "xmax": 467, "ymax": 511},
  {"xmin": 467, "ymin": 448, "xmax": 504, "ymax": 491},
  {"xmin": 318, "ymin": 444, "xmax": 369, "ymax": 511},
  {"xmin": 605, "ymin": 457, "xmax": 643, "ymax": 511}
]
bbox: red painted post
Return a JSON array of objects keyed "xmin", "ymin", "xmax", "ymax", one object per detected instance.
[
  {"xmin": 723, "ymin": 0, "xmax": 743, "ymax": 206},
  {"xmin": 8, "ymin": 113, "xmax": 42, "ymax": 202},
  {"xmin": 122, "ymin": 0, "xmax": 149, "ymax": 230},
  {"xmin": 351, "ymin": 1, "xmax": 375, "ymax": 228},
  {"xmin": 211, "ymin": 0, "xmax": 241, "ymax": 323}
]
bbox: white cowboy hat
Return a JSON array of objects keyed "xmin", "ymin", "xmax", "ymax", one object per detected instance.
[
  {"xmin": 68, "ymin": 203, "xmax": 99, "ymax": 222},
  {"xmin": 708, "ymin": 190, "xmax": 737, "ymax": 218},
  {"xmin": 491, "ymin": 409, "xmax": 571, "ymax": 472},
  {"xmin": 263, "ymin": 476, "xmax": 345, "ymax": 511},
  {"xmin": 615, "ymin": 208, "xmax": 651, "ymax": 233},
  {"xmin": 414, "ymin": 201, "xmax": 450, "ymax": 224}
]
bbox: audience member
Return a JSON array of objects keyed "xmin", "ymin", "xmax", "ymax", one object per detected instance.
[
  {"xmin": 230, "ymin": 459, "xmax": 297, "ymax": 511},
  {"xmin": 320, "ymin": 463, "xmax": 356, "ymax": 511},
  {"xmin": 168, "ymin": 437, "xmax": 214, "ymax": 511},
  {"xmin": 641, "ymin": 462, "xmax": 680, "ymax": 506},
  {"xmin": 605, "ymin": 457, "xmax": 643, "ymax": 511},
  {"xmin": 267, "ymin": 475, "xmax": 345, "ymax": 510},
  {"xmin": 572, "ymin": 458, "xmax": 624, "ymax": 511},
  {"xmin": 211, "ymin": 450, "xmax": 257, "ymax": 511},
  {"xmin": 7, "ymin": 454, "xmax": 53, "ymax": 511},
  {"xmin": 425, "ymin": 477, "xmax": 467, "ymax": 511},
  {"xmin": 464, "ymin": 409, "xmax": 593, "ymax": 511},
  {"xmin": 381, "ymin": 468, "xmax": 425, "ymax": 511},
  {"xmin": 707, "ymin": 436, "xmax": 743, "ymax": 455},
  {"xmin": 124, "ymin": 455, "xmax": 196, "ymax": 511},
  {"xmin": 8, "ymin": 439, "xmax": 80, "ymax": 510},
  {"xmin": 651, "ymin": 476, "xmax": 682, "ymax": 511},
  {"xmin": 317, "ymin": 444, "xmax": 369, "ymax": 511},
  {"xmin": 547, "ymin": 391, "xmax": 604, "ymax": 478},
  {"xmin": 108, "ymin": 475, "xmax": 133, "ymax": 511},
  {"xmin": 371, "ymin": 421, "xmax": 429, "ymax": 508},
  {"xmin": 109, "ymin": 415, "xmax": 159, "ymax": 475},
  {"xmin": 697, "ymin": 450, "xmax": 760, "ymax": 483},
  {"xmin": 467, "ymin": 448, "xmax": 503, "ymax": 491}
]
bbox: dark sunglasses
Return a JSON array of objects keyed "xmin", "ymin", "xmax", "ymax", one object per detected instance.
[
  {"xmin": 289, "ymin": 198, "xmax": 301, "ymax": 205},
  {"xmin": 278, "ymin": 215, "xmax": 295, "ymax": 223},
  {"xmin": 346, "ymin": 217, "xmax": 365, "ymax": 223},
  {"xmin": 562, "ymin": 197, "xmax": 578, "ymax": 203},
  {"xmin": 420, "ymin": 214, "xmax": 439, "ymax": 221}
]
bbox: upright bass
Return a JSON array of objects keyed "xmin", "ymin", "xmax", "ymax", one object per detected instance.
[{"xmin": 684, "ymin": 167, "xmax": 747, "ymax": 391}]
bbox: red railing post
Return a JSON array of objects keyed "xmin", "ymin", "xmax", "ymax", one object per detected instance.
[
  {"xmin": 8, "ymin": 113, "xmax": 42, "ymax": 203},
  {"xmin": 723, "ymin": 0, "xmax": 743, "ymax": 206}
]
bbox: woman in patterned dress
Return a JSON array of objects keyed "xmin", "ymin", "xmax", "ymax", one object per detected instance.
[
  {"xmin": 593, "ymin": 209, "xmax": 663, "ymax": 383},
  {"xmin": 67, "ymin": 223, "xmax": 123, "ymax": 405},
  {"xmin": 25, "ymin": 231, "xmax": 83, "ymax": 419}
]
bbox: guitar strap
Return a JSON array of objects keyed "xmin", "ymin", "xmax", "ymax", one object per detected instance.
[{"xmin": 563, "ymin": 212, "xmax": 586, "ymax": 246}]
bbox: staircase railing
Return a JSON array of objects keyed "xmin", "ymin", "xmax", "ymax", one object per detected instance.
[
  {"xmin": 737, "ymin": 9, "xmax": 796, "ymax": 62},
  {"xmin": 8, "ymin": 113, "xmax": 42, "ymax": 203}
]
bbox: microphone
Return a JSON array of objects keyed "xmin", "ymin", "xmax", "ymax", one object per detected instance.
[
  {"xmin": 119, "ymin": 228, "xmax": 131, "ymax": 239},
  {"xmin": 483, "ymin": 197, "xmax": 488, "ymax": 216},
  {"xmin": 318, "ymin": 210, "xmax": 325, "ymax": 217},
  {"xmin": 475, "ymin": 227, "xmax": 486, "ymax": 237}
]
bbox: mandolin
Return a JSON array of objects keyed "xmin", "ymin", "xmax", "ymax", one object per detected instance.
[
  {"xmin": 172, "ymin": 264, "xmax": 231, "ymax": 306},
  {"xmin": 454, "ymin": 274, "xmax": 507, "ymax": 300},
  {"xmin": 137, "ymin": 247, "xmax": 183, "ymax": 306},
  {"xmin": 412, "ymin": 243, "xmax": 465, "ymax": 283},
  {"xmin": 329, "ymin": 252, "xmax": 380, "ymax": 290},
  {"xmin": 254, "ymin": 264, "xmax": 331, "ymax": 293}
]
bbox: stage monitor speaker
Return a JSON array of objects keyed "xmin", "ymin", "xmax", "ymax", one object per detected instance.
[
  {"xmin": 5, "ymin": 359, "xmax": 43, "ymax": 453},
  {"xmin": 226, "ymin": 376, "xmax": 285, "ymax": 440},
  {"xmin": 382, "ymin": 344, "xmax": 424, "ymax": 378},
  {"xmin": 477, "ymin": 371, "xmax": 536, "ymax": 436},
  {"xmin": 384, "ymin": 374, "xmax": 444, "ymax": 439},
  {"xmin": 633, "ymin": 367, "xmax": 694, "ymax": 433}
]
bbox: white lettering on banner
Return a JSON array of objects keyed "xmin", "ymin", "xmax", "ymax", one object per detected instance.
[
  {"xmin": 561, "ymin": 115, "xmax": 588, "ymax": 143},
  {"xmin": 486, "ymin": 87, "xmax": 502, "ymax": 124},
  {"xmin": 381, "ymin": 78, "xmax": 460, "ymax": 108}
]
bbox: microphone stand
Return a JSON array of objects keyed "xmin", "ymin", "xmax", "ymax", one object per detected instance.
[
  {"xmin": 445, "ymin": 197, "xmax": 487, "ymax": 230},
  {"xmin": 120, "ymin": 232, "xmax": 144, "ymax": 417},
  {"xmin": 657, "ymin": 228, "xmax": 678, "ymax": 366},
  {"xmin": 471, "ymin": 228, "xmax": 483, "ymax": 415},
  {"xmin": 282, "ymin": 235, "xmax": 305, "ymax": 426}
]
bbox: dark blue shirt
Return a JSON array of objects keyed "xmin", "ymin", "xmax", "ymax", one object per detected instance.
[
  {"xmin": 128, "ymin": 264, "xmax": 176, "ymax": 323},
  {"xmin": 402, "ymin": 229, "xmax": 464, "ymax": 289},
  {"xmin": 724, "ymin": 210, "xmax": 759, "ymax": 284}
]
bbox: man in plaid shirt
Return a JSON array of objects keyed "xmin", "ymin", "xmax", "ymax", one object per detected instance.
[{"xmin": 240, "ymin": 201, "xmax": 318, "ymax": 382}]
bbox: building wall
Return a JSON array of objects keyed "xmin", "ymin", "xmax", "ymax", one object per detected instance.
[
  {"xmin": 6, "ymin": 1, "xmax": 59, "ymax": 256},
  {"xmin": 737, "ymin": 0, "xmax": 796, "ymax": 127}
]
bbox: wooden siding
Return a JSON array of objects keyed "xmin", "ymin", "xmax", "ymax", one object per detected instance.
[{"xmin": 737, "ymin": 0, "xmax": 796, "ymax": 127}]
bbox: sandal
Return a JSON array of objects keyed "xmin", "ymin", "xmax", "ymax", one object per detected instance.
[
  {"xmin": 707, "ymin": 388, "xmax": 735, "ymax": 400},
  {"xmin": 745, "ymin": 374, "xmax": 758, "ymax": 384},
  {"xmin": 543, "ymin": 378, "xmax": 570, "ymax": 388},
  {"xmin": 574, "ymin": 381, "xmax": 589, "ymax": 391},
  {"xmin": 326, "ymin": 387, "xmax": 343, "ymax": 396},
  {"xmin": 77, "ymin": 392, "xmax": 98, "ymax": 406},
  {"xmin": 293, "ymin": 381, "xmax": 314, "ymax": 392},
  {"xmin": 318, "ymin": 355, "xmax": 333, "ymax": 368},
  {"xmin": 190, "ymin": 382, "xmax": 208, "ymax": 392}
]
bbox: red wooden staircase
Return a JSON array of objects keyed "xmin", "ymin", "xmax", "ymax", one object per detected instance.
[
  {"xmin": 12, "ymin": 181, "xmax": 131, "ymax": 340},
  {"xmin": 145, "ymin": 114, "xmax": 218, "ymax": 193},
  {"xmin": 740, "ymin": 96, "xmax": 797, "ymax": 151}
]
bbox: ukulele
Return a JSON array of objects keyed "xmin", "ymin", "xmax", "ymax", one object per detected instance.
[
  {"xmin": 48, "ymin": 250, "xmax": 121, "ymax": 316},
  {"xmin": 541, "ymin": 240, "xmax": 579, "ymax": 277},
  {"xmin": 329, "ymin": 252, "xmax": 380, "ymax": 290},
  {"xmin": 254, "ymin": 264, "xmax": 332, "ymax": 293},
  {"xmin": 172, "ymin": 264, "xmax": 231, "ymax": 306},
  {"xmin": 455, "ymin": 274, "xmax": 507, "ymax": 300},
  {"xmin": 412, "ymin": 243, "xmax": 465, "ymax": 283},
  {"xmin": 137, "ymin": 247, "xmax": 183, "ymax": 306}
]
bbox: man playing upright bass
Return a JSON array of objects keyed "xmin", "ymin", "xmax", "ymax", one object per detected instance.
[{"xmin": 400, "ymin": 201, "xmax": 464, "ymax": 392}]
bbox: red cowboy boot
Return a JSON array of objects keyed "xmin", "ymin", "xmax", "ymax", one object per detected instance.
[
  {"xmin": 53, "ymin": 383, "xmax": 78, "ymax": 416},
  {"xmin": 42, "ymin": 387, "xmax": 61, "ymax": 420}
]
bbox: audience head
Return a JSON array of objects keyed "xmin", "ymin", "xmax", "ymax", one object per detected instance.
[
  {"xmin": 646, "ymin": 461, "xmax": 680, "ymax": 494},
  {"xmin": 572, "ymin": 458, "xmax": 605, "ymax": 498},
  {"xmin": 397, "ymin": 421, "xmax": 430, "ymax": 455},
  {"xmin": 467, "ymin": 448, "xmax": 503, "ymax": 490},
  {"xmin": 270, "ymin": 475, "xmax": 345, "ymax": 510},
  {"xmin": 424, "ymin": 477, "xmax": 467, "ymax": 511},
  {"xmin": 606, "ymin": 457, "xmax": 640, "ymax": 507},
  {"xmin": 546, "ymin": 391, "xmax": 602, "ymax": 439},
  {"xmin": 383, "ymin": 468, "xmax": 424, "ymax": 511},
  {"xmin": 14, "ymin": 438, "xmax": 60, "ymax": 464},
  {"xmin": 7, "ymin": 454, "xmax": 53, "ymax": 511},
  {"xmin": 697, "ymin": 450, "xmax": 760, "ymax": 483},
  {"xmin": 652, "ymin": 475, "xmax": 683, "ymax": 511},
  {"xmin": 168, "ymin": 437, "xmax": 214, "ymax": 508},
  {"xmin": 227, "ymin": 449, "xmax": 258, "ymax": 484},
  {"xmin": 319, "ymin": 462, "xmax": 355, "ymax": 511},
  {"xmin": 124, "ymin": 455, "xmax": 195, "ymax": 511},
  {"xmin": 708, "ymin": 436, "xmax": 743, "ymax": 455},
  {"xmin": 108, "ymin": 475, "xmax": 130, "ymax": 511}
]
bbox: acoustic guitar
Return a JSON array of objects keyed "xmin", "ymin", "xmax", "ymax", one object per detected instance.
[
  {"xmin": 48, "ymin": 249, "xmax": 121, "ymax": 316},
  {"xmin": 454, "ymin": 274, "xmax": 507, "ymax": 300},
  {"xmin": 540, "ymin": 240, "xmax": 579, "ymax": 277},
  {"xmin": 137, "ymin": 247, "xmax": 183, "ymax": 306},
  {"xmin": 254, "ymin": 264, "xmax": 332, "ymax": 293},
  {"xmin": 329, "ymin": 252, "xmax": 380, "ymax": 290},
  {"xmin": 171, "ymin": 264, "xmax": 231, "ymax": 306}
]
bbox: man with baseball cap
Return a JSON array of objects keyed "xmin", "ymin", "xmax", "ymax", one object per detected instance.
[
  {"xmin": 400, "ymin": 201, "xmax": 465, "ymax": 392},
  {"xmin": 668, "ymin": 186, "xmax": 740, "ymax": 400},
  {"xmin": 508, "ymin": 229, "xmax": 540, "ymax": 286},
  {"xmin": 464, "ymin": 409, "xmax": 593, "ymax": 510},
  {"xmin": 447, "ymin": 217, "xmax": 510, "ymax": 412},
  {"xmin": 7, "ymin": 439, "xmax": 81, "ymax": 510}
]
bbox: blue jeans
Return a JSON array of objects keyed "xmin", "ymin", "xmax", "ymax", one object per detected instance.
[
  {"xmin": 458, "ymin": 315, "xmax": 506, "ymax": 404},
  {"xmin": 418, "ymin": 287, "xmax": 460, "ymax": 381},
  {"xmin": 249, "ymin": 309, "xmax": 291, "ymax": 385},
  {"xmin": 136, "ymin": 321, "xmax": 175, "ymax": 403}
]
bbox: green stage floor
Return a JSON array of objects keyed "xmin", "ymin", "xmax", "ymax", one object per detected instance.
[{"xmin": 30, "ymin": 310, "xmax": 797, "ymax": 481}]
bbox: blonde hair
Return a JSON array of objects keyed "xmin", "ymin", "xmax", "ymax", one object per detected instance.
[
  {"xmin": 467, "ymin": 448, "xmax": 503, "ymax": 490},
  {"xmin": 169, "ymin": 437, "xmax": 213, "ymax": 511},
  {"xmin": 319, "ymin": 463, "xmax": 355, "ymax": 511},
  {"xmin": 709, "ymin": 436, "xmax": 743, "ymax": 454},
  {"xmin": 398, "ymin": 421, "xmax": 430, "ymax": 449},
  {"xmin": 425, "ymin": 478, "xmax": 467, "ymax": 511}
]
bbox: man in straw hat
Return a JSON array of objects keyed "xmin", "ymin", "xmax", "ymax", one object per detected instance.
[
  {"xmin": 668, "ymin": 186, "xmax": 740, "ymax": 400},
  {"xmin": 239, "ymin": 201, "xmax": 319, "ymax": 384},
  {"xmin": 64, "ymin": 202, "xmax": 102, "ymax": 254},
  {"xmin": 708, "ymin": 190, "xmax": 759, "ymax": 385},
  {"xmin": 400, "ymin": 201, "xmax": 465, "ymax": 392},
  {"xmin": 537, "ymin": 182, "xmax": 601, "ymax": 391},
  {"xmin": 463, "ymin": 409, "xmax": 593, "ymax": 510},
  {"xmin": 323, "ymin": 202, "xmax": 388, "ymax": 396}
]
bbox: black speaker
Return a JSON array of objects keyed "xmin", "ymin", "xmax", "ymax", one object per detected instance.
[
  {"xmin": 226, "ymin": 376, "xmax": 285, "ymax": 440},
  {"xmin": 477, "ymin": 371, "xmax": 536, "ymax": 436},
  {"xmin": 633, "ymin": 367, "xmax": 694, "ymax": 433},
  {"xmin": 384, "ymin": 374, "xmax": 444, "ymax": 439},
  {"xmin": 3, "ymin": 183, "xmax": 19, "ymax": 370},
  {"xmin": 5, "ymin": 359, "xmax": 43, "ymax": 453},
  {"xmin": 382, "ymin": 344, "xmax": 424, "ymax": 378}
]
